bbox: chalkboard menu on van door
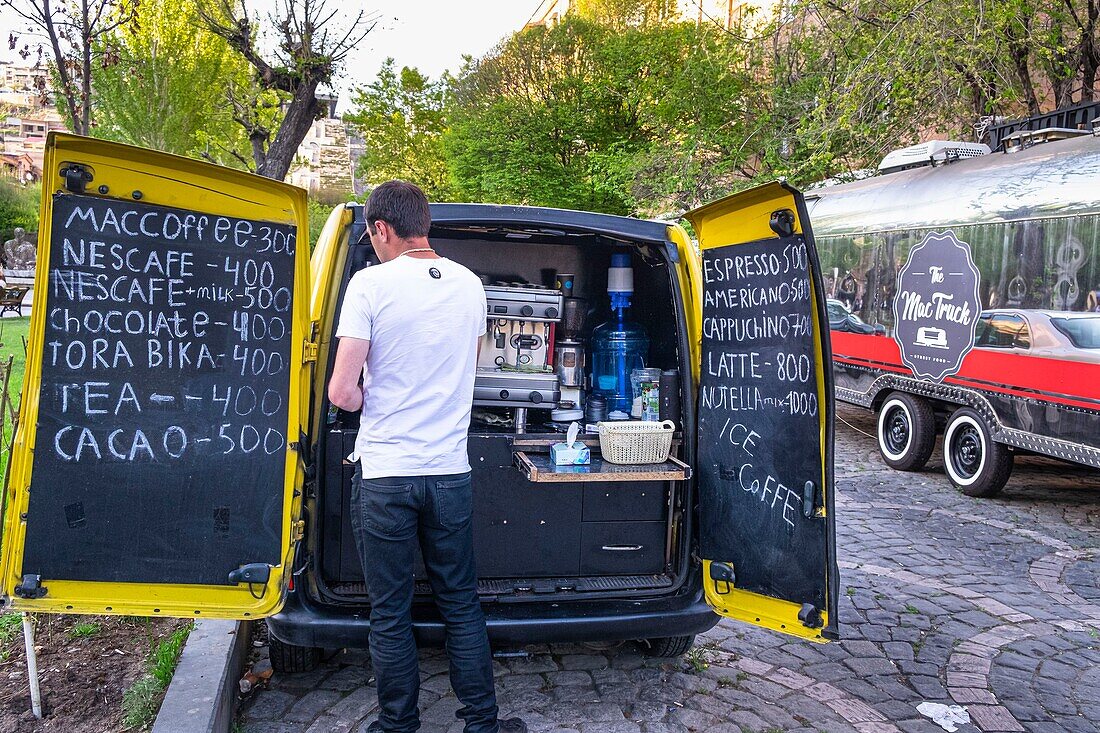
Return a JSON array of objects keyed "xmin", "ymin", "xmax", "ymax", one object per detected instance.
[
  {"xmin": 697, "ymin": 234, "xmax": 827, "ymax": 611},
  {"xmin": 22, "ymin": 193, "xmax": 297, "ymax": 586}
]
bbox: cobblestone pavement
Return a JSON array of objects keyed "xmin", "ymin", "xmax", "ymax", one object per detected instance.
[{"xmin": 240, "ymin": 404, "xmax": 1100, "ymax": 733}]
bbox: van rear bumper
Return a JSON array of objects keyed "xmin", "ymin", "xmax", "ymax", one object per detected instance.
[{"xmin": 267, "ymin": 583, "xmax": 720, "ymax": 649}]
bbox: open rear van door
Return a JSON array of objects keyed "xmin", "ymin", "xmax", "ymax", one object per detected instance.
[
  {"xmin": 686, "ymin": 182, "xmax": 839, "ymax": 642},
  {"xmin": 0, "ymin": 133, "xmax": 310, "ymax": 619}
]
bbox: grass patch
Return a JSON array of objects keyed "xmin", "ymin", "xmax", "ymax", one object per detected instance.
[
  {"xmin": 68, "ymin": 621, "xmax": 101, "ymax": 640},
  {"xmin": 121, "ymin": 623, "xmax": 192, "ymax": 730},
  {"xmin": 681, "ymin": 640, "xmax": 721, "ymax": 674},
  {"xmin": 0, "ymin": 316, "xmax": 30, "ymax": 393},
  {"xmin": 0, "ymin": 613, "xmax": 23, "ymax": 662},
  {"xmin": 904, "ymin": 604, "xmax": 921, "ymax": 614},
  {"xmin": 0, "ymin": 612, "xmax": 21, "ymax": 643}
]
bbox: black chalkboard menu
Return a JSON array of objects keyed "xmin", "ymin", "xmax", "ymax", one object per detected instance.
[
  {"xmin": 22, "ymin": 193, "xmax": 298, "ymax": 586},
  {"xmin": 697, "ymin": 234, "xmax": 827, "ymax": 612}
]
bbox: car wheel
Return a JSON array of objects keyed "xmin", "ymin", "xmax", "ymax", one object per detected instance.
[
  {"xmin": 942, "ymin": 408, "xmax": 1013, "ymax": 498},
  {"xmin": 643, "ymin": 635, "xmax": 696, "ymax": 658},
  {"xmin": 876, "ymin": 393, "xmax": 936, "ymax": 471},
  {"xmin": 269, "ymin": 633, "xmax": 323, "ymax": 673}
]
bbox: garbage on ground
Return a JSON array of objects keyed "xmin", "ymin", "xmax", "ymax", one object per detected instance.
[
  {"xmin": 238, "ymin": 658, "xmax": 274, "ymax": 696},
  {"xmin": 916, "ymin": 701, "xmax": 971, "ymax": 732}
]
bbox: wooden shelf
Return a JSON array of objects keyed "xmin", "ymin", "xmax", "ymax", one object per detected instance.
[{"xmin": 514, "ymin": 451, "xmax": 691, "ymax": 483}]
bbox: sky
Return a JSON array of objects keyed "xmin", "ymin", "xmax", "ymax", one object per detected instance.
[
  {"xmin": 1, "ymin": 0, "xmax": 542, "ymax": 111},
  {"xmin": 323, "ymin": 0, "xmax": 541, "ymax": 106}
]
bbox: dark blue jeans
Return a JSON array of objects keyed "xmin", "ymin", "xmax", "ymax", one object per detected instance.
[{"xmin": 350, "ymin": 469, "xmax": 499, "ymax": 733}]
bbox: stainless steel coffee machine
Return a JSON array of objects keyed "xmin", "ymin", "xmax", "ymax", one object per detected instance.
[
  {"xmin": 475, "ymin": 283, "xmax": 563, "ymax": 431},
  {"xmin": 551, "ymin": 273, "xmax": 587, "ymax": 422}
]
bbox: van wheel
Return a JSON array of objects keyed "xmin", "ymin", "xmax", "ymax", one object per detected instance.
[
  {"xmin": 943, "ymin": 408, "xmax": 1013, "ymax": 498},
  {"xmin": 269, "ymin": 634, "xmax": 322, "ymax": 673},
  {"xmin": 876, "ymin": 392, "xmax": 935, "ymax": 471},
  {"xmin": 643, "ymin": 635, "xmax": 696, "ymax": 657}
]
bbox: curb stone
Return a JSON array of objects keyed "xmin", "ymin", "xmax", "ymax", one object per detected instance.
[{"xmin": 152, "ymin": 619, "xmax": 251, "ymax": 733}]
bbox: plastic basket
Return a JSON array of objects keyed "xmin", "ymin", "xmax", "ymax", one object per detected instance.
[{"xmin": 597, "ymin": 420, "xmax": 676, "ymax": 465}]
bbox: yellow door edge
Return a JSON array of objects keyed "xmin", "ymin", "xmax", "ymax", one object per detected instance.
[
  {"xmin": 690, "ymin": 181, "xmax": 839, "ymax": 642},
  {"xmin": 1, "ymin": 133, "xmax": 310, "ymax": 619},
  {"xmin": 702, "ymin": 561, "xmax": 830, "ymax": 643}
]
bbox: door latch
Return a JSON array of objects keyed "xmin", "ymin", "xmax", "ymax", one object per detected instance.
[
  {"xmin": 228, "ymin": 563, "xmax": 271, "ymax": 585},
  {"xmin": 769, "ymin": 208, "xmax": 796, "ymax": 238},
  {"xmin": 803, "ymin": 481, "xmax": 821, "ymax": 518},
  {"xmin": 14, "ymin": 574, "xmax": 47, "ymax": 599},
  {"xmin": 60, "ymin": 163, "xmax": 93, "ymax": 194},
  {"xmin": 798, "ymin": 602, "xmax": 823, "ymax": 629},
  {"xmin": 302, "ymin": 341, "xmax": 319, "ymax": 363},
  {"xmin": 292, "ymin": 519, "xmax": 306, "ymax": 542},
  {"xmin": 709, "ymin": 561, "xmax": 735, "ymax": 595}
]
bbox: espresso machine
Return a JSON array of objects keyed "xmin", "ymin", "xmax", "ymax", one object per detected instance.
[
  {"xmin": 475, "ymin": 283, "xmax": 563, "ymax": 432},
  {"xmin": 551, "ymin": 273, "xmax": 587, "ymax": 423}
]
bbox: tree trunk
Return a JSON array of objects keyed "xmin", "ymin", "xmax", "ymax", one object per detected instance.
[
  {"xmin": 81, "ymin": 0, "xmax": 92, "ymax": 134},
  {"xmin": 1006, "ymin": 16, "xmax": 1040, "ymax": 115},
  {"xmin": 42, "ymin": 0, "xmax": 86, "ymax": 135},
  {"xmin": 1081, "ymin": 0, "xmax": 1099, "ymax": 101},
  {"xmin": 255, "ymin": 78, "xmax": 322, "ymax": 180}
]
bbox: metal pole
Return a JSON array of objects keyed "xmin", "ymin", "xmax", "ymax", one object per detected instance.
[{"xmin": 23, "ymin": 613, "xmax": 42, "ymax": 719}]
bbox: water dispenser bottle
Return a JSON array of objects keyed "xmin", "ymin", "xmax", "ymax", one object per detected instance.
[{"xmin": 591, "ymin": 253, "xmax": 649, "ymax": 414}]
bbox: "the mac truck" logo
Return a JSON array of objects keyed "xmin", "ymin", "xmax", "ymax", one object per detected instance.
[{"xmin": 893, "ymin": 231, "xmax": 981, "ymax": 382}]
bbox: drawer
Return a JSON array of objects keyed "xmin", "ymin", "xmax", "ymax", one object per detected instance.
[
  {"xmin": 580, "ymin": 521, "xmax": 666, "ymax": 575},
  {"xmin": 473, "ymin": 468, "xmax": 582, "ymax": 578},
  {"xmin": 582, "ymin": 482, "xmax": 666, "ymax": 522}
]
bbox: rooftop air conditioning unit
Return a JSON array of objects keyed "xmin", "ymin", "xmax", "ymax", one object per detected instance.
[
  {"xmin": 877, "ymin": 140, "xmax": 990, "ymax": 174},
  {"xmin": 1003, "ymin": 127, "xmax": 1089, "ymax": 152}
]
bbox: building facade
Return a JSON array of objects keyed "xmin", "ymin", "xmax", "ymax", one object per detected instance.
[
  {"xmin": 285, "ymin": 95, "xmax": 365, "ymax": 199},
  {"xmin": 0, "ymin": 63, "xmax": 68, "ymax": 183},
  {"xmin": 525, "ymin": 0, "xmax": 777, "ymax": 29}
]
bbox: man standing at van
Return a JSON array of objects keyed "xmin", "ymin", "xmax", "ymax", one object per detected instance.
[{"xmin": 328, "ymin": 181, "xmax": 525, "ymax": 733}]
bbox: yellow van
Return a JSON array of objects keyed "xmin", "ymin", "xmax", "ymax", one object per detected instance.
[{"xmin": 1, "ymin": 134, "xmax": 839, "ymax": 671}]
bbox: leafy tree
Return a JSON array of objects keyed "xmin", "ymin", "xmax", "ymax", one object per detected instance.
[
  {"xmin": 91, "ymin": 0, "xmax": 262, "ymax": 166},
  {"xmin": 445, "ymin": 16, "xmax": 753, "ymax": 215},
  {"xmin": 344, "ymin": 59, "xmax": 453, "ymax": 199},
  {"xmin": 752, "ymin": 0, "xmax": 1100, "ymax": 184},
  {"xmin": 0, "ymin": 180, "xmax": 41, "ymax": 242},
  {"xmin": 574, "ymin": 0, "xmax": 676, "ymax": 27},
  {"xmin": 198, "ymin": 0, "xmax": 376, "ymax": 180},
  {"xmin": 1, "ymin": 0, "xmax": 137, "ymax": 134}
]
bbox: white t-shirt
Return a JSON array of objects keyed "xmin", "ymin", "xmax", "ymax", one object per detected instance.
[{"xmin": 335, "ymin": 255, "xmax": 487, "ymax": 478}]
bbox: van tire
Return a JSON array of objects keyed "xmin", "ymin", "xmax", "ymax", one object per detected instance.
[
  {"xmin": 876, "ymin": 392, "xmax": 935, "ymax": 471},
  {"xmin": 269, "ymin": 634, "xmax": 322, "ymax": 673},
  {"xmin": 643, "ymin": 635, "xmax": 696, "ymax": 658},
  {"xmin": 943, "ymin": 408, "xmax": 1013, "ymax": 498}
]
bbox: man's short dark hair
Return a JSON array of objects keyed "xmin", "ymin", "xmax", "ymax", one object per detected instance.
[{"xmin": 365, "ymin": 181, "xmax": 431, "ymax": 239}]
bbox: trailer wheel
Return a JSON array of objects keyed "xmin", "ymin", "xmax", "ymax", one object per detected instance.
[
  {"xmin": 942, "ymin": 408, "xmax": 1013, "ymax": 497},
  {"xmin": 876, "ymin": 393, "xmax": 936, "ymax": 471}
]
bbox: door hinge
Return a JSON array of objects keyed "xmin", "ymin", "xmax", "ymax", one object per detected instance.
[
  {"xmin": 303, "ymin": 341, "xmax": 319, "ymax": 363},
  {"xmin": 292, "ymin": 520, "xmax": 306, "ymax": 542},
  {"xmin": 14, "ymin": 574, "xmax": 47, "ymax": 599}
]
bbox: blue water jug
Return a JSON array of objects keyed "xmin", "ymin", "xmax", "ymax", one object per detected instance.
[{"xmin": 590, "ymin": 253, "xmax": 649, "ymax": 414}]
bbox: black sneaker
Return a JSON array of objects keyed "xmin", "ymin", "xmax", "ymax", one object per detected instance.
[{"xmin": 497, "ymin": 719, "xmax": 528, "ymax": 733}]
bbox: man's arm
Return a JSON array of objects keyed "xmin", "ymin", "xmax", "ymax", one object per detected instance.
[{"xmin": 328, "ymin": 336, "xmax": 370, "ymax": 412}]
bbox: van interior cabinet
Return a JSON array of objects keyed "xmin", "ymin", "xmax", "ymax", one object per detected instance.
[
  {"xmin": 321, "ymin": 427, "xmax": 679, "ymax": 586},
  {"xmin": 316, "ymin": 208, "xmax": 696, "ymax": 604}
]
